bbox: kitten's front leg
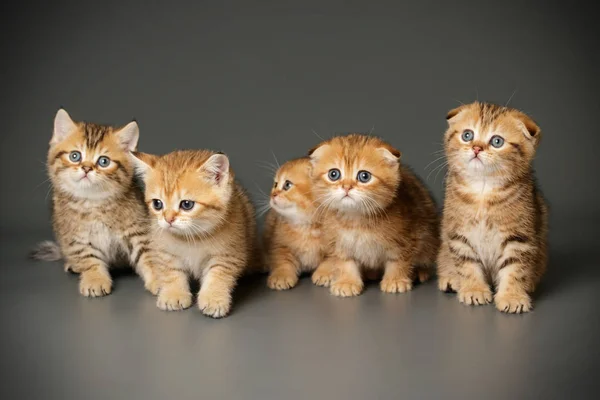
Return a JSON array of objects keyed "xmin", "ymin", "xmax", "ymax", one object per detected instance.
[
  {"xmin": 494, "ymin": 247, "xmax": 538, "ymax": 313},
  {"xmin": 267, "ymin": 248, "xmax": 300, "ymax": 290},
  {"xmin": 311, "ymin": 257, "xmax": 339, "ymax": 287},
  {"xmin": 381, "ymin": 259, "xmax": 413, "ymax": 293},
  {"xmin": 128, "ymin": 235, "xmax": 162, "ymax": 295},
  {"xmin": 156, "ymin": 267, "xmax": 192, "ymax": 311},
  {"xmin": 198, "ymin": 257, "xmax": 242, "ymax": 318},
  {"xmin": 65, "ymin": 250, "xmax": 112, "ymax": 297},
  {"xmin": 330, "ymin": 258, "xmax": 363, "ymax": 297}
]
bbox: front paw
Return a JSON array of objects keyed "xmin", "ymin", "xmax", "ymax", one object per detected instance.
[
  {"xmin": 330, "ymin": 280, "xmax": 363, "ymax": 297},
  {"xmin": 458, "ymin": 286, "xmax": 493, "ymax": 305},
  {"xmin": 267, "ymin": 270, "xmax": 298, "ymax": 290},
  {"xmin": 79, "ymin": 273, "xmax": 112, "ymax": 297},
  {"xmin": 157, "ymin": 288, "xmax": 192, "ymax": 311},
  {"xmin": 495, "ymin": 292, "xmax": 532, "ymax": 314},
  {"xmin": 380, "ymin": 277, "xmax": 412, "ymax": 293},
  {"xmin": 198, "ymin": 292, "xmax": 231, "ymax": 318},
  {"xmin": 312, "ymin": 270, "xmax": 335, "ymax": 287},
  {"xmin": 144, "ymin": 279, "xmax": 162, "ymax": 296},
  {"xmin": 438, "ymin": 276, "xmax": 460, "ymax": 292}
]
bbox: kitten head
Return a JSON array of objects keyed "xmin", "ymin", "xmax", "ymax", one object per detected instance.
[
  {"xmin": 308, "ymin": 134, "xmax": 401, "ymax": 216},
  {"xmin": 444, "ymin": 102, "xmax": 541, "ymax": 180},
  {"xmin": 269, "ymin": 157, "xmax": 315, "ymax": 223},
  {"xmin": 130, "ymin": 150, "xmax": 233, "ymax": 237},
  {"xmin": 48, "ymin": 109, "xmax": 139, "ymax": 200}
]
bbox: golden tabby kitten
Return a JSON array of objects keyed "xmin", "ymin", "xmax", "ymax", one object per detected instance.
[
  {"xmin": 131, "ymin": 150, "xmax": 257, "ymax": 318},
  {"xmin": 437, "ymin": 102, "xmax": 548, "ymax": 313},
  {"xmin": 31, "ymin": 109, "xmax": 163, "ymax": 297},
  {"xmin": 263, "ymin": 157, "xmax": 325, "ymax": 290},
  {"xmin": 309, "ymin": 134, "xmax": 439, "ymax": 297}
]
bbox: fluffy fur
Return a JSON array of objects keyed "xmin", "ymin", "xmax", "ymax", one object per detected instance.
[
  {"xmin": 31, "ymin": 109, "xmax": 163, "ymax": 297},
  {"xmin": 437, "ymin": 102, "xmax": 548, "ymax": 313},
  {"xmin": 308, "ymin": 134, "xmax": 440, "ymax": 297},
  {"xmin": 131, "ymin": 150, "xmax": 257, "ymax": 318},
  {"xmin": 263, "ymin": 157, "xmax": 325, "ymax": 290}
]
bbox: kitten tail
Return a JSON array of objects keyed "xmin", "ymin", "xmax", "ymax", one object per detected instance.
[{"xmin": 30, "ymin": 240, "xmax": 62, "ymax": 262}]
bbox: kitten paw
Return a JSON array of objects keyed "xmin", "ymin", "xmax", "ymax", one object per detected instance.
[
  {"xmin": 458, "ymin": 287, "xmax": 492, "ymax": 306},
  {"xmin": 144, "ymin": 279, "xmax": 162, "ymax": 296},
  {"xmin": 198, "ymin": 293, "xmax": 231, "ymax": 318},
  {"xmin": 157, "ymin": 288, "xmax": 192, "ymax": 311},
  {"xmin": 438, "ymin": 277, "xmax": 459, "ymax": 292},
  {"xmin": 416, "ymin": 268, "xmax": 431, "ymax": 283},
  {"xmin": 267, "ymin": 271, "xmax": 298, "ymax": 290},
  {"xmin": 79, "ymin": 274, "xmax": 112, "ymax": 297},
  {"xmin": 312, "ymin": 270, "xmax": 335, "ymax": 287},
  {"xmin": 330, "ymin": 280, "xmax": 363, "ymax": 297},
  {"xmin": 380, "ymin": 277, "xmax": 413, "ymax": 293},
  {"xmin": 495, "ymin": 293, "xmax": 532, "ymax": 314}
]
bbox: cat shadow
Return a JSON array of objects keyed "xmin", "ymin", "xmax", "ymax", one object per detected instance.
[{"xmin": 231, "ymin": 273, "xmax": 267, "ymax": 315}]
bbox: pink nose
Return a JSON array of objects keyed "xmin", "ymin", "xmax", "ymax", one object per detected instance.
[
  {"xmin": 82, "ymin": 166, "xmax": 92, "ymax": 173},
  {"xmin": 472, "ymin": 146, "xmax": 482, "ymax": 155},
  {"xmin": 165, "ymin": 217, "xmax": 175, "ymax": 225}
]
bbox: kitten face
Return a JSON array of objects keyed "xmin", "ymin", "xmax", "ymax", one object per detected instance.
[
  {"xmin": 131, "ymin": 150, "xmax": 232, "ymax": 237},
  {"xmin": 269, "ymin": 158, "xmax": 314, "ymax": 223},
  {"xmin": 309, "ymin": 134, "xmax": 401, "ymax": 215},
  {"xmin": 445, "ymin": 102, "xmax": 541, "ymax": 180},
  {"xmin": 48, "ymin": 109, "xmax": 138, "ymax": 200}
]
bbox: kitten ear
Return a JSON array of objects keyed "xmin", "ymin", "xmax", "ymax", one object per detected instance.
[
  {"xmin": 201, "ymin": 153, "xmax": 230, "ymax": 184},
  {"xmin": 446, "ymin": 105, "xmax": 467, "ymax": 122},
  {"xmin": 114, "ymin": 121, "xmax": 140, "ymax": 152},
  {"xmin": 377, "ymin": 145, "xmax": 401, "ymax": 165},
  {"xmin": 307, "ymin": 144, "xmax": 330, "ymax": 164},
  {"xmin": 513, "ymin": 111, "xmax": 542, "ymax": 146},
  {"xmin": 129, "ymin": 151, "xmax": 156, "ymax": 177},
  {"xmin": 51, "ymin": 109, "xmax": 77, "ymax": 145}
]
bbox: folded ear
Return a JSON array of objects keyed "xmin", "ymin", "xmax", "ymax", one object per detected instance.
[
  {"xmin": 307, "ymin": 144, "xmax": 330, "ymax": 165},
  {"xmin": 52, "ymin": 109, "xmax": 78, "ymax": 145},
  {"xmin": 446, "ymin": 104, "xmax": 468, "ymax": 122},
  {"xmin": 201, "ymin": 153, "xmax": 230, "ymax": 185},
  {"xmin": 512, "ymin": 111, "xmax": 542, "ymax": 147},
  {"xmin": 114, "ymin": 121, "xmax": 140, "ymax": 152},
  {"xmin": 378, "ymin": 144, "xmax": 401, "ymax": 165},
  {"xmin": 129, "ymin": 151, "xmax": 157, "ymax": 177}
]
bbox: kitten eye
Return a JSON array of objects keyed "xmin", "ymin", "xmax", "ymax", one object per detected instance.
[
  {"xmin": 327, "ymin": 169, "xmax": 341, "ymax": 181},
  {"xmin": 461, "ymin": 130, "xmax": 474, "ymax": 142},
  {"xmin": 490, "ymin": 135, "xmax": 505, "ymax": 148},
  {"xmin": 97, "ymin": 156, "xmax": 111, "ymax": 168},
  {"xmin": 357, "ymin": 170, "xmax": 372, "ymax": 183},
  {"xmin": 152, "ymin": 199, "xmax": 163, "ymax": 211},
  {"xmin": 180, "ymin": 200, "xmax": 195, "ymax": 211},
  {"xmin": 283, "ymin": 180, "xmax": 293, "ymax": 191},
  {"xmin": 69, "ymin": 151, "xmax": 82, "ymax": 163}
]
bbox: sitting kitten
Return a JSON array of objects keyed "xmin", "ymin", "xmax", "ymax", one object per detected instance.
[
  {"xmin": 31, "ymin": 109, "xmax": 162, "ymax": 297},
  {"xmin": 437, "ymin": 102, "xmax": 548, "ymax": 313},
  {"xmin": 263, "ymin": 157, "xmax": 325, "ymax": 290},
  {"xmin": 131, "ymin": 150, "xmax": 257, "ymax": 318},
  {"xmin": 309, "ymin": 134, "xmax": 439, "ymax": 297}
]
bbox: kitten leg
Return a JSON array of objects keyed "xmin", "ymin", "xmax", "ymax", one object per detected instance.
[
  {"xmin": 156, "ymin": 268, "xmax": 192, "ymax": 311},
  {"xmin": 381, "ymin": 259, "xmax": 413, "ymax": 293},
  {"xmin": 494, "ymin": 247, "xmax": 538, "ymax": 313},
  {"xmin": 129, "ymin": 235, "xmax": 163, "ymax": 296},
  {"xmin": 436, "ymin": 241, "xmax": 461, "ymax": 292},
  {"xmin": 330, "ymin": 259, "xmax": 363, "ymax": 297},
  {"xmin": 198, "ymin": 258, "xmax": 242, "ymax": 318},
  {"xmin": 66, "ymin": 254, "xmax": 112, "ymax": 297},
  {"xmin": 311, "ymin": 257, "xmax": 339, "ymax": 287},
  {"xmin": 456, "ymin": 260, "xmax": 492, "ymax": 306},
  {"xmin": 267, "ymin": 248, "xmax": 300, "ymax": 290}
]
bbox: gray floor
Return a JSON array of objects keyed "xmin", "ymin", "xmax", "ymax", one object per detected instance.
[{"xmin": 1, "ymin": 216, "xmax": 599, "ymax": 400}]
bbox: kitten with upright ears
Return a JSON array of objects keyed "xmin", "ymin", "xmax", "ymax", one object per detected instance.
[
  {"xmin": 131, "ymin": 150, "xmax": 257, "ymax": 318},
  {"xmin": 31, "ymin": 109, "xmax": 163, "ymax": 297},
  {"xmin": 263, "ymin": 157, "xmax": 325, "ymax": 290},
  {"xmin": 437, "ymin": 102, "xmax": 548, "ymax": 313},
  {"xmin": 309, "ymin": 134, "xmax": 440, "ymax": 297}
]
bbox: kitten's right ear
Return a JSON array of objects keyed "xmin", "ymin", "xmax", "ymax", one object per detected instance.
[
  {"xmin": 446, "ymin": 105, "xmax": 467, "ymax": 122},
  {"xmin": 307, "ymin": 144, "xmax": 330, "ymax": 165},
  {"xmin": 51, "ymin": 109, "xmax": 77, "ymax": 145},
  {"xmin": 129, "ymin": 151, "xmax": 157, "ymax": 177}
]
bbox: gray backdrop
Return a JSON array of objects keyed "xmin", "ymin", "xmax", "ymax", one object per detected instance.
[{"xmin": 1, "ymin": 1, "xmax": 599, "ymax": 399}]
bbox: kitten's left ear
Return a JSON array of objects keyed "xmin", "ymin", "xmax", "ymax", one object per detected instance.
[
  {"xmin": 513, "ymin": 111, "xmax": 542, "ymax": 147},
  {"xmin": 201, "ymin": 153, "xmax": 230, "ymax": 185},
  {"xmin": 129, "ymin": 151, "xmax": 156, "ymax": 177},
  {"xmin": 378, "ymin": 145, "xmax": 401, "ymax": 165},
  {"xmin": 114, "ymin": 120, "xmax": 140, "ymax": 152}
]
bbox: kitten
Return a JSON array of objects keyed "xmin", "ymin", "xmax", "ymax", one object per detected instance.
[
  {"xmin": 131, "ymin": 150, "xmax": 257, "ymax": 318},
  {"xmin": 308, "ymin": 134, "xmax": 439, "ymax": 297},
  {"xmin": 263, "ymin": 157, "xmax": 325, "ymax": 290},
  {"xmin": 30, "ymin": 109, "xmax": 163, "ymax": 297},
  {"xmin": 437, "ymin": 102, "xmax": 548, "ymax": 313}
]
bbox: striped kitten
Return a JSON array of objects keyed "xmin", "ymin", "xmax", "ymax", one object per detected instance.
[
  {"xmin": 309, "ymin": 134, "xmax": 440, "ymax": 297},
  {"xmin": 131, "ymin": 150, "xmax": 257, "ymax": 318},
  {"xmin": 437, "ymin": 102, "xmax": 548, "ymax": 313},
  {"xmin": 264, "ymin": 157, "xmax": 325, "ymax": 290},
  {"xmin": 31, "ymin": 109, "xmax": 163, "ymax": 297}
]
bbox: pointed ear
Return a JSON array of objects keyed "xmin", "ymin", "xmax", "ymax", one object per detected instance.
[
  {"xmin": 446, "ymin": 105, "xmax": 468, "ymax": 122},
  {"xmin": 307, "ymin": 144, "xmax": 330, "ymax": 165},
  {"xmin": 512, "ymin": 111, "xmax": 542, "ymax": 147},
  {"xmin": 52, "ymin": 109, "xmax": 77, "ymax": 145},
  {"xmin": 201, "ymin": 153, "xmax": 230, "ymax": 184},
  {"xmin": 377, "ymin": 145, "xmax": 401, "ymax": 165},
  {"xmin": 114, "ymin": 121, "xmax": 139, "ymax": 151},
  {"xmin": 129, "ymin": 151, "xmax": 157, "ymax": 177}
]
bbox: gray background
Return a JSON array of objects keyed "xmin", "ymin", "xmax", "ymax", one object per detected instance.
[{"xmin": 1, "ymin": 1, "xmax": 599, "ymax": 399}]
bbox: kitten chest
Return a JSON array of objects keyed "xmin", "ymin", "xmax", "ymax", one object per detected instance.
[
  {"xmin": 463, "ymin": 218, "xmax": 503, "ymax": 270},
  {"xmin": 336, "ymin": 228, "xmax": 385, "ymax": 268}
]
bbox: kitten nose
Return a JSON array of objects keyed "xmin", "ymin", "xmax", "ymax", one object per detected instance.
[
  {"xmin": 165, "ymin": 216, "xmax": 175, "ymax": 225},
  {"xmin": 472, "ymin": 146, "xmax": 483, "ymax": 155},
  {"xmin": 82, "ymin": 166, "xmax": 92, "ymax": 173}
]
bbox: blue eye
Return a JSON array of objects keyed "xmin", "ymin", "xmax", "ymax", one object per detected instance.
[
  {"xmin": 490, "ymin": 135, "xmax": 505, "ymax": 148},
  {"xmin": 152, "ymin": 199, "xmax": 163, "ymax": 210},
  {"xmin": 357, "ymin": 170, "xmax": 371, "ymax": 183},
  {"xmin": 461, "ymin": 130, "xmax": 474, "ymax": 142},
  {"xmin": 328, "ymin": 169, "xmax": 341, "ymax": 181},
  {"xmin": 283, "ymin": 180, "xmax": 293, "ymax": 191},
  {"xmin": 97, "ymin": 156, "xmax": 111, "ymax": 168},
  {"xmin": 180, "ymin": 200, "xmax": 195, "ymax": 211},
  {"xmin": 69, "ymin": 151, "xmax": 82, "ymax": 162}
]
